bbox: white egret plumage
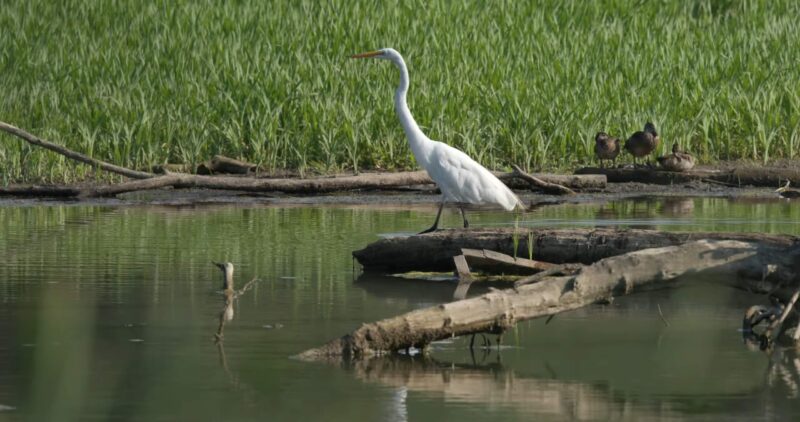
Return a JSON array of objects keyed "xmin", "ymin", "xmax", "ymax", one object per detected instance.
[{"xmin": 351, "ymin": 48, "xmax": 522, "ymax": 233}]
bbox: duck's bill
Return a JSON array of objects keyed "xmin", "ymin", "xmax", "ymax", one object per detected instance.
[{"xmin": 350, "ymin": 50, "xmax": 382, "ymax": 59}]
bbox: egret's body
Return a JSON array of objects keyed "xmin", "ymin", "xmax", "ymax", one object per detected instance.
[{"xmin": 352, "ymin": 48, "xmax": 521, "ymax": 232}]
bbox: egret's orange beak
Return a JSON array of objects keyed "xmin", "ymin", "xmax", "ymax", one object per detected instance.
[{"xmin": 350, "ymin": 50, "xmax": 382, "ymax": 59}]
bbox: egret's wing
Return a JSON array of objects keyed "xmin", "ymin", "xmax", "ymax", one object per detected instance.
[{"xmin": 426, "ymin": 142, "xmax": 520, "ymax": 210}]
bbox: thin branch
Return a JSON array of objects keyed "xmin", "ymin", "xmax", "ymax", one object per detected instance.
[
  {"xmin": 510, "ymin": 164, "xmax": 576, "ymax": 195},
  {"xmin": 0, "ymin": 121, "xmax": 153, "ymax": 179}
]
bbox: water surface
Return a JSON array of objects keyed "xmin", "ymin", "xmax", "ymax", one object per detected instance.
[{"xmin": 1, "ymin": 197, "xmax": 799, "ymax": 421}]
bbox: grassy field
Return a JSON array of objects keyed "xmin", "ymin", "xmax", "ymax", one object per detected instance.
[{"xmin": 2, "ymin": 0, "xmax": 800, "ymax": 182}]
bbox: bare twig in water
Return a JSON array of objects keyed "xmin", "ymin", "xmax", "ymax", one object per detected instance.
[
  {"xmin": 762, "ymin": 288, "xmax": 800, "ymax": 348},
  {"xmin": 657, "ymin": 303, "xmax": 670, "ymax": 327}
]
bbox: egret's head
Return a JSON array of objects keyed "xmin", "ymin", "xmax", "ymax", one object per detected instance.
[
  {"xmin": 350, "ymin": 48, "xmax": 401, "ymax": 62},
  {"xmin": 776, "ymin": 180, "xmax": 791, "ymax": 193}
]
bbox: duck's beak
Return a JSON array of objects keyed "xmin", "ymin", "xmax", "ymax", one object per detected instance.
[{"xmin": 350, "ymin": 50, "xmax": 382, "ymax": 59}]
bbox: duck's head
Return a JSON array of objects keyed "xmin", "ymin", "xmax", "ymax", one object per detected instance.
[
  {"xmin": 644, "ymin": 122, "xmax": 658, "ymax": 138},
  {"xmin": 672, "ymin": 143, "xmax": 679, "ymax": 153},
  {"xmin": 595, "ymin": 132, "xmax": 610, "ymax": 143},
  {"xmin": 213, "ymin": 262, "xmax": 235, "ymax": 290}
]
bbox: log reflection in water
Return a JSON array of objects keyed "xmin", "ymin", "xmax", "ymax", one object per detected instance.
[
  {"xmin": 349, "ymin": 355, "xmax": 665, "ymax": 420},
  {"xmin": 347, "ymin": 350, "xmax": 800, "ymax": 420}
]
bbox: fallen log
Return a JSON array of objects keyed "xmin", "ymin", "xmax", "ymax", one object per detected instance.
[
  {"xmin": 0, "ymin": 170, "xmax": 604, "ymax": 198},
  {"xmin": 206, "ymin": 155, "xmax": 258, "ymax": 175},
  {"xmin": 576, "ymin": 166, "xmax": 800, "ymax": 187},
  {"xmin": 298, "ymin": 239, "xmax": 779, "ymax": 359},
  {"xmin": 353, "ymin": 227, "xmax": 798, "ymax": 273}
]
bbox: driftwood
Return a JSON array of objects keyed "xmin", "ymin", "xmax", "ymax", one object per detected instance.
[
  {"xmin": 201, "ymin": 155, "xmax": 258, "ymax": 175},
  {"xmin": 353, "ymin": 227, "xmax": 798, "ymax": 273},
  {"xmin": 576, "ymin": 166, "xmax": 800, "ymax": 187},
  {"xmin": 451, "ymin": 249, "xmax": 556, "ymax": 299},
  {"xmin": 461, "ymin": 248, "xmax": 555, "ymax": 275},
  {"xmin": 0, "ymin": 121, "xmax": 153, "ymax": 179},
  {"xmin": 1, "ymin": 121, "xmax": 601, "ymax": 197},
  {"xmin": 298, "ymin": 239, "xmax": 781, "ymax": 359}
]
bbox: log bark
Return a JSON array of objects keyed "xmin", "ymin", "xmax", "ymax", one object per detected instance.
[
  {"xmin": 298, "ymin": 240, "xmax": 772, "ymax": 359},
  {"xmin": 0, "ymin": 121, "xmax": 154, "ymax": 179},
  {"xmin": 576, "ymin": 166, "xmax": 800, "ymax": 187},
  {"xmin": 353, "ymin": 227, "xmax": 798, "ymax": 273}
]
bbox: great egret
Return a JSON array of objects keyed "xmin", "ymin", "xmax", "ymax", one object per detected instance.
[
  {"xmin": 656, "ymin": 143, "xmax": 695, "ymax": 172},
  {"xmin": 351, "ymin": 48, "xmax": 522, "ymax": 233},
  {"xmin": 594, "ymin": 132, "xmax": 620, "ymax": 168},
  {"xmin": 624, "ymin": 122, "xmax": 660, "ymax": 167}
]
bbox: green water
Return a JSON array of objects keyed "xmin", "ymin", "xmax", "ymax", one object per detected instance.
[{"xmin": 1, "ymin": 197, "xmax": 799, "ymax": 421}]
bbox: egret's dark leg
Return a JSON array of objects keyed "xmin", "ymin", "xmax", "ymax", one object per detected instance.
[
  {"xmin": 418, "ymin": 202, "xmax": 445, "ymax": 234},
  {"xmin": 460, "ymin": 207, "xmax": 469, "ymax": 229}
]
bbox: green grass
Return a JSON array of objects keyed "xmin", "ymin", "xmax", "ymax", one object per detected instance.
[{"xmin": 2, "ymin": 0, "xmax": 800, "ymax": 182}]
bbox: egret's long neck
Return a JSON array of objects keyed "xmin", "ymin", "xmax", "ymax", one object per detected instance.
[{"xmin": 392, "ymin": 56, "xmax": 430, "ymax": 165}]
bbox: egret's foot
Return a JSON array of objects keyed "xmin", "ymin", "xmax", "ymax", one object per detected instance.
[{"xmin": 417, "ymin": 225, "xmax": 439, "ymax": 235}]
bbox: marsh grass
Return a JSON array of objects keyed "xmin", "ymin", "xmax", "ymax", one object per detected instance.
[{"xmin": 2, "ymin": 1, "xmax": 800, "ymax": 182}]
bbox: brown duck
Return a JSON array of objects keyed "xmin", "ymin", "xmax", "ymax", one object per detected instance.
[
  {"xmin": 594, "ymin": 132, "xmax": 621, "ymax": 168},
  {"xmin": 776, "ymin": 181, "xmax": 800, "ymax": 199},
  {"xmin": 624, "ymin": 122, "xmax": 660, "ymax": 166},
  {"xmin": 657, "ymin": 143, "xmax": 695, "ymax": 172}
]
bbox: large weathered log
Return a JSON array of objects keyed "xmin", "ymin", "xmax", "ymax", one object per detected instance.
[
  {"xmin": 75, "ymin": 172, "xmax": 437, "ymax": 197},
  {"xmin": 0, "ymin": 171, "xmax": 604, "ymax": 198},
  {"xmin": 298, "ymin": 240, "xmax": 774, "ymax": 359},
  {"xmin": 576, "ymin": 166, "xmax": 800, "ymax": 187},
  {"xmin": 353, "ymin": 227, "xmax": 797, "ymax": 273},
  {"xmin": 83, "ymin": 170, "xmax": 605, "ymax": 196},
  {"xmin": 0, "ymin": 121, "xmax": 154, "ymax": 179}
]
